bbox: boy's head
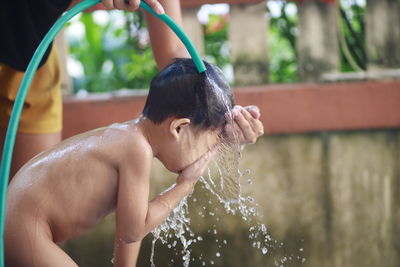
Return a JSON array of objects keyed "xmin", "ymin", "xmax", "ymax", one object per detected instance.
[{"xmin": 142, "ymin": 58, "xmax": 235, "ymax": 173}]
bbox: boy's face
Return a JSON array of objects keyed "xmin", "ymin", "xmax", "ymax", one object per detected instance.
[{"xmin": 158, "ymin": 119, "xmax": 221, "ymax": 174}]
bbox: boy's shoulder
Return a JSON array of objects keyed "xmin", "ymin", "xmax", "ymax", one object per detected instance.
[{"xmin": 103, "ymin": 122, "xmax": 153, "ymax": 162}]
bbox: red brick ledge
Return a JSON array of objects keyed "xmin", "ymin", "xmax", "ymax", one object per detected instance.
[{"xmin": 62, "ymin": 80, "xmax": 400, "ymax": 138}]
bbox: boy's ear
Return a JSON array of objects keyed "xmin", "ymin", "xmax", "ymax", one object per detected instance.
[{"xmin": 169, "ymin": 118, "xmax": 191, "ymax": 139}]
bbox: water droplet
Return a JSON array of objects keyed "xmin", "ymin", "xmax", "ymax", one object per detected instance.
[
  {"xmin": 216, "ymin": 252, "xmax": 221, "ymax": 257},
  {"xmin": 242, "ymin": 169, "xmax": 251, "ymax": 175},
  {"xmin": 262, "ymin": 247, "xmax": 268, "ymax": 254}
]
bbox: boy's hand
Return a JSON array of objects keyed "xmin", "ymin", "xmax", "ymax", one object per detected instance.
[
  {"xmin": 177, "ymin": 150, "xmax": 215, "ymax": 192},
  {"xmin": 225, "ymin": 105, "xmax": 264, "ymax": 145},
  {"xmin": 99, "ymin": 0, "xmax": 165, "ymax": 13}
]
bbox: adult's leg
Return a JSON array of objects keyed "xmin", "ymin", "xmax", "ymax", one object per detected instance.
[
  {"xmin": 0, "ymin": 44, "xmax": 63, "ymax": 179},
  {"xmin": 0, "ymin": 128, "xmax": 61, "ymax": 178}
]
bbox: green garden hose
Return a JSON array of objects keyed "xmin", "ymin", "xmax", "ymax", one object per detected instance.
[{"xmin": 0, "ymin": 0, "xmax": 205, "ymax": 265}]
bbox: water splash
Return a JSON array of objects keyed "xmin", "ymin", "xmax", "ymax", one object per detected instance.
[
  {"xmin": 150, "ymin": 197, "xmax": 194, "ymax": 267},
  {"xmin": 149, "ymin": 137, "xmax": 275, "ymax": 266}
]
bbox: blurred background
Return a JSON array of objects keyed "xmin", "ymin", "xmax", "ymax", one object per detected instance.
[{"xmin": 58, "ymin": 0, "xmax": 400, "ymax": 266}]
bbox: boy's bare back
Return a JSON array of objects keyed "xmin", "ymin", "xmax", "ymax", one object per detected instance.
[
  {"xmin": 5, "ymin": 121, "xmax": 154, "ymax": 266},
  {"xmin": 7, "ymin": 121, "xmax": 149, "ymax": 242}
]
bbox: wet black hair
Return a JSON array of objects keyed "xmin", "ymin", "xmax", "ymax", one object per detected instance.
[{"xmin": 142, "ymin": 58, "xmax": 235, "ymax": 131}]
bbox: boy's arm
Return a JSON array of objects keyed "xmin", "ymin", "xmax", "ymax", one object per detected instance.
[
  {"xmin": 114, "ymin": 140, "xmax": 212, "ymax": 266},
  {"xmin": 145, "ymin": 0, "xmax": 190, "ymax": 69}
]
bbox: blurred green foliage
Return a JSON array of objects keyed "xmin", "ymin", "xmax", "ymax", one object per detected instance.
[
  {"xmin": 267, "ymin": 2, "xmax": 298, "ymax": 83},
  {"xmin": 67, "ymin": 11, "xmax": 157, "ymax": 93},
  {"xmin": 339, "ymin": 1, "xmax": 366, "ymax": 71},
  {"xmin": 203, "ymin": 14, "xmax": 230, "ymax": 69}
]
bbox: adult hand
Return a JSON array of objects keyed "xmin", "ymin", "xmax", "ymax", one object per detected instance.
[
  {"xmin": 225, "ymin": 105, "xmax": 264, "ymax": 145},
  {"xmin": 83, "ymin": 0, "xmax": 165, "ymax": 14}
]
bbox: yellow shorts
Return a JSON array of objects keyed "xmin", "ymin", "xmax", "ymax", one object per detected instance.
[{"xmin": 0, "ymin": 45, "xmax": 62, "ymax": 134}]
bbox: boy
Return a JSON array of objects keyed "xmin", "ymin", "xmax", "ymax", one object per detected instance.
[{"xmin": 5, "ymin": 59, "xmax": 263, "ymax": 266}]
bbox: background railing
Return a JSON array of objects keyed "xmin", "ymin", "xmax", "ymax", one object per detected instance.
[{"xmin": 180, "ymin": 0, "xmax": 400, "ymax": 85}]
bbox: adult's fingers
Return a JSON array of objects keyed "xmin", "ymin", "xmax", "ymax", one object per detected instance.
[
  {"xmin": 126, "ymin": 0, "xmax": 140, "ymax": 12},
  {"xmin": 113, "ymin": 0, "xmax": 125, "ymax": 10},
  {"xmin": 101, "ymin": 0, "xmax": 113, "ymax": 9},
  {"xmin": 84, "ymin": 3, "xmax": 108, "ymax": 12},
  {"xmin": 144, "ymin": 0, "xmax": 165, "ymax": 14}
]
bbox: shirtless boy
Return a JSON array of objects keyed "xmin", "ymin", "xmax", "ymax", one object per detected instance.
[{"xmin": 5, "ymin": 59, "xmax": 264, "ymax": 267}]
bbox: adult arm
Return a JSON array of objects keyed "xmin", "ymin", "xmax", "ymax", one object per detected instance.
[
  {"xmin": 145, "ymin": 0, "xmax": 190, "ymax": 70},
  {"xmin": 68, "ymin": 0, "xmax": 187, "ymax": 69}
]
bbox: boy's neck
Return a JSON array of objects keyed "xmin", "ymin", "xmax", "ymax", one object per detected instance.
[{"xmin": 136, "ymin": 116, "xmax": 161, "ymax": 157}]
